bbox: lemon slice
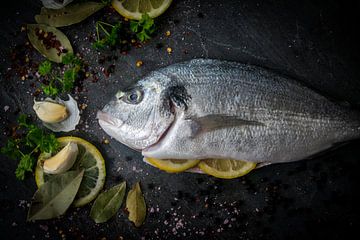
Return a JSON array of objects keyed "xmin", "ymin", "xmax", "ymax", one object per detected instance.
[
  {"xmin": 145, "ymin": 157, "xmax": 200, "ymax": 173},
  {"xmin": 112, "ymin": 0, "xmax": 172, "ymax": 20},
  {"xmin": 35, "ymin": 136, "xmax": 106, "ymax": 207},
  {"xmin": 198, "ymin": 159, "xmax": 256, "ymax": 179}
]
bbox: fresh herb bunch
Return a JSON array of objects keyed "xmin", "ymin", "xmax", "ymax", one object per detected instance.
[
  {"xmin": 1, "ymin": 114, "xmax": 59, "ymax": 180},
  {"xmin": 93, "ymin": 21, "xmax": 122, "ymax": 50},
  {"xmin": 39, "ymin": 53, "xmax": 84, "ymax": 96},
  {"xmin": 130, "ymin": 13, "xmax": 155, "ymax": 42}
]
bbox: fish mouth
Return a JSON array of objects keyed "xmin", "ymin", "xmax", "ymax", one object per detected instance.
[
  {"xmin": 96, "ymin": 110, "xmax": 124, "ymax": 128},
  {"xmin": 97, "ymin": 110, "xmax": 144, "ymax": 151}
]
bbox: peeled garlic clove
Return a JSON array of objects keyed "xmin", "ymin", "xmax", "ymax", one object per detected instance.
[
  {"xmin": 43, "ymin": 142, "xmax": 78, "ymax": 174},
  {"xmin": 41, "ymin": 94, "xmax": 80, "ymax": 132},
  {"xmin": 33, "ymin": 101, "xmax": 68, "ymax": 123}
]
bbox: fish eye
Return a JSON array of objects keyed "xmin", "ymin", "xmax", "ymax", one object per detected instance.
[{"xmin": 123, "ymin": 89, "xmax": 143, "ymax": 104}]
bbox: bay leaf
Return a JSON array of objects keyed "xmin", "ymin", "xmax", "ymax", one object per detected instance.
[
  {"xmin": 35, "ymin": 2, "xmax": 105, "ymax": 27},
  {"xmin": 27, "ymin": 169, "xmax": 84, "ymax": 221},
  {"xmin": 90, "ymin": 181, "xmax": 126, "ymax": 223},
  {"xmin": 40, "ymin": 0, "xmax": 74, "ymax": 10},
  {"xmin": 27, "ymin": 24, "xmax": 73, "ymax": 63},
  {"xmin": 126, "ymin": 182, "xmax": 146, "ymax": 227}
]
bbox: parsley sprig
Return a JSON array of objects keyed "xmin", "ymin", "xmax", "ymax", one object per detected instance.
[
  {"xmin": 39, "ymin": 53, "xmax": 84, "ymax": 96},
  {"xmin": 92, "ymin": 21, "xmax": 121, "ymax": 49},
  {"xmin": 92, "ymin": 13, "xmax": 156, "ymax": 51},
  {"xmin": 130, "ymin": 13, "xmax": 155, "ymax": 42},
  {"xmin": 0, "ymin": 114, "xmax": 59, "ymax": 180}
]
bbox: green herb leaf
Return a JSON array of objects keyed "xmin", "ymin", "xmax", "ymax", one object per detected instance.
[
  {"xmin": 61, "ymin": 53, "xmax": 82, "ymax": 66},
  {"xmin": 141, "ymin": 14, "xmax": 155, "ymax": 30},
  {"xmin": 38, "ymin": 60, "xmax": 52, "ymax": 76},
  {"xmin": 92, "ymin": 21, "xmax": 121, "ymax": 50},
  {"xmin": 136, "ymin": 31, "xmax": 150, "ymax": 42},
  {"xmin": 27, "ymin": 24, "xmax": 73, "ymax": 63},
  {"xmin": 62, "ymin": 68, "xmax": 77, "ymax": 92},
  {"xmin": 25, "ymin": 124, "xmax": 43, "ymax": 148},
  {"xmin": 42, "ymin": 84, "xmax": 59, "ymax": 97},
  {"xmin": 0, "ymin": 139, "xmax": 22, "ymax": 160},
  {"xmin": 130, "ymin": 13, "xmax": 155, "ymax": 42},
  {"xmin": 129, "ymin": 21, "xmax": 139, "ymax": 32},
  {"xmin": 18, "ymin": 113, "xmax": 28, "ymax": 127},
  {"xmin": 92, "ymin": 39, "xmax": 106, "ymax": 50},
  {"xmin": 90, "ymin": 181, "xmax": 126, "ymax": 223},
  {"xmin": 40, "ymin": 133, "xmax": 59, "ymax": 153},
  {"xmin": 35, "ymin": 2, "xmax": 105, "ymax": 27},
  {"xmin": 126, "ymin": 182, "xmax": 146, "ymax": 227},
  {"xmin": 15, "ymin": 154, "xmax": 35, "ymax": 180},
  {"xmin": 27, "ymin": 170, "xmax": 84, "ymax": 221},
  {"xmin": 106, "ymin": 23, "xmax": 121, "ymax": 46}
]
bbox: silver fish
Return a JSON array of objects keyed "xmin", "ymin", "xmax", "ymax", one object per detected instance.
[{"xmin": 97, "ymin": 59, "xmax": 360, "ymax": 164}]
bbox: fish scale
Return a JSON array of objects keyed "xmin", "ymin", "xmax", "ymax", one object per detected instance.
[{"xmin": 98, "ymin": 59, "xmax": 360, "ymax": 164}]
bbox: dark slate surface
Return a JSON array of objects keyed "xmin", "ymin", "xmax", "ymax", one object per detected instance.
[{"xmin": 1, "ymin": 0, "xmax": 359, "ymax": 239}]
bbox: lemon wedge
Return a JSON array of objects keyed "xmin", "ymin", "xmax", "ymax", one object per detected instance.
[
  {"xmin": 145, "ymin": 157, "xmax": 200, "ymax": 173},
  {"xmin": 198, "ymin": 159, "xmax": 256, "ymax": 179},
  {"xmin": 112, "ymin": 0, "xmax": 172, "ymax": 20}
]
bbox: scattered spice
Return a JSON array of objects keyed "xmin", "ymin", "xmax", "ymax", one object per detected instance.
[
  {"xmin": 80, "ymin": 103, "xmax": 88, "ymax": 110},
  {"xmin": 167, "ymin": 47, "xmax": 172, "ymax": 54},
  {"xmin": 136, "ymin": 60, "xmax": 143, "ymax": 67},
  {"xmin": 165, "ymin": 30, "xmax": 171, "ymax": 37},
  {"xmin": 35, "ymin": 27, "xmax": 64, "ymax": 56}
]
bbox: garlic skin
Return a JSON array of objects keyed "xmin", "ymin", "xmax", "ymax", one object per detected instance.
[
  {"xmin": 33, "ymin": 101, "xmax": 68, "ymax": 123},
  {"xmin": 43, "ymin": 142, "xmax": 78, "ymax": 174}
]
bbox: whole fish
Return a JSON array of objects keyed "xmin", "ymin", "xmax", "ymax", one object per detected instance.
[{"xmin": 97, "ymin": 59, "xmax": 360, "ymax": 164}]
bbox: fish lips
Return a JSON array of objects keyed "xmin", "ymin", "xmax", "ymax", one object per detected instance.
[
  {"xmin": 96, "ymin": 110, "xmax": 128, "ymax": 146},
  {"xmin": 96, "ymin": 110, "xmax": 124, "ymax": 128}
]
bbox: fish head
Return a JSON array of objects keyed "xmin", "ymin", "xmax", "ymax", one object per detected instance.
[{"xmin": 97, "ymin": 72, "xmax": 175, "ymax": 150}]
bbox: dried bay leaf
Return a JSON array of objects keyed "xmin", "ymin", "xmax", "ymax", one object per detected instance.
[
  {"xmin": 90, "ymin": 181, "xmax": 126, "ymax": 223},
  {"xmin": 35, "ymin": 2, "xmax": 105, "ymax": 27},
  {"xmin": 40, "ymin": 0, "xmax": 74, "ymax": 10},
  {"xmin": 27, "ymin": 169, "xmax": 84, "ymax": 221},
  {"xmin": 27, "ymin": 24, "xmax": 73, "ymax": 63},
  {"xmin": 126, "ymin": 182, "xmax": 146, "ymax": 227}
]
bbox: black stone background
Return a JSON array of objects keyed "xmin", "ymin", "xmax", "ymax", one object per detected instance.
[{"xmin": 0, "ymin": 0, "xmax": 359, "ymax": 239}]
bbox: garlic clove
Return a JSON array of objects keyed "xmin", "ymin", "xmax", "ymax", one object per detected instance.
[
  {"xmin": 43, "ymin": 142, "xmax": 78, "ymax": 174},
  {"xmin": 33, "ymin": 101, "xmax": 68, "ymax": 123},
  {"xmin": 42, "ymin": 94, "xmax": 80, "ymax": 132}
]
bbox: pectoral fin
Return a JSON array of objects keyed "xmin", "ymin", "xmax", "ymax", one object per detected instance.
[{"xmin": 187, "ymin": 114, "xmax": 265, "ymax": 137}]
